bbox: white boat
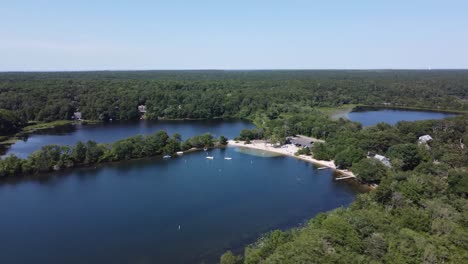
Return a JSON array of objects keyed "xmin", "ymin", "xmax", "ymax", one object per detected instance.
[
  {"xmin": 317, "ymin": 167, "xmax": 328, "ymax": 170},
  {"xmin": 203, "ymin": 148, "xmax": 208, "ymax": 151},
  {"xmin": 206, "ymin": 156, "xmax": 214, "ymax": 160},
  {"xmin": 163, "ymin": 155, "xmax": 171, "ymax": 159},
  {"xmin": 176, "ymin": 151, "xmax": 184, "ymax": 155},
  {"xmin": 224, "ymin": 157, "xmax": 232, "ymax": 160}
]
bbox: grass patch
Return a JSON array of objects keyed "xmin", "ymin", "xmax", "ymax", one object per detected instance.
[
  {"xmin": 318, "ymin": 104, "xmax": 361, "ymax": 120},
  {"xmin": 22, "ymin": 120, "xmax": 74, "ymax": 133}
]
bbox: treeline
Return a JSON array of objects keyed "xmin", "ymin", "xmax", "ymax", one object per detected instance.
[
  {"xmin": 238, "ymin": 110, "xmax": 467, "ymax": 183},
  {"xmin": 221, "ymin": 116, "xmax": 468, "ymax": 264},
  {"xmin": 0, "ymin": 131, "xmax": 222, "ymax": 179},
  {"xmin": 0, "ymin": 109, "xmax": 25, "ymax": 136},
  {"xmin": 0, "ymin": 70, "xmax": 467, "ymax": 123}
]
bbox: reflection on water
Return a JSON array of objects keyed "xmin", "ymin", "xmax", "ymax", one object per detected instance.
[
  {"xmin": 0, "ymin": 148, "xmax": 361, "ymax": 264},
  {"xmin": 4, "ymin": 120, "xmax": 254, "ymax": 158},
  {"xmin": 347, "ymin": 108, "xmax": 457, "ymax": 126}
]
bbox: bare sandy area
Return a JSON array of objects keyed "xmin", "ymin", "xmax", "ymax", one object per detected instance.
[{"xmin": 228, "ymin": 140, "xmax": 355, "ymax": 178}]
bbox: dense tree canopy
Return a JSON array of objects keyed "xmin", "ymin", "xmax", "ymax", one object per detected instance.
[
  {"xmin": 1, "ymin": 70, "xmax": 467, "ymax": 263},
  {"xmin": 0, "ymin": 70, "xmax": 466, "ymax": 124},
  {"xmin": 221, "ymin": 115, "xmax": 468, "ymax": 264},
  {"xmin": 0, "ymin": 109, "xmax": 25, "ymax": 135}
]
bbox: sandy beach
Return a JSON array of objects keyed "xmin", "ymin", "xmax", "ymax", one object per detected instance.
[{"xmin": 228, "ymin": 140, "xmax": 356, "ymax": 178}]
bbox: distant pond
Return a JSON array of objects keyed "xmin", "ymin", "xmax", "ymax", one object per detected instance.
[
  {"xmin": 4, "ymin": 119, "xmax": 254, "ymax": 158},
  {"xmin": 0, "ymin": 147, "xmax": 362, "ymax": 264},
  {"xmin": 347, "ymin": 108, "xmax": 458, "ymax": 126}
]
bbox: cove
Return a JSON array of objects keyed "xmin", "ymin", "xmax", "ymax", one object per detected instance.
[
  {"xmin": 4, "ymin": 119, "xmax": 254, "ymax": 158},
  {"xmin": 347, "ymin": 108, "xmax": 458, "ymax": 126},
  {"xmin": 0, "ymin": 147, "xmax": 360, "ymax": 264}
]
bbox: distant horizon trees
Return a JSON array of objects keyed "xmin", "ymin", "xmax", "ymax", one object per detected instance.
[{"xmin": 0, "ymin": 70, "xmax": 467, "ymax": 124}]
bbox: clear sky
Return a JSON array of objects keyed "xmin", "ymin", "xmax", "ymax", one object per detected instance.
[{"xmin": 1, "ymin": 0, "xmax": 468, "ymax": 71}]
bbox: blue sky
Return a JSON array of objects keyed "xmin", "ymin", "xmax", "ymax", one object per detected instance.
[{"xmin": 1, "ymin": 0, "xmax": 467, "ymax": 71}]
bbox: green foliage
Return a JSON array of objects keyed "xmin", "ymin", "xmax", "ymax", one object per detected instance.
[
  {"xmin": 0, "ymin": 109, "xmax": 25, "ymax": 134},
  {"xmin": 2, "ymin": 71, "xmax": 468, "ymax": 263},
  {"xmin": 448, "ymin": 169, "xmax": 468, "ymax": 197},
  {"xmin": 0, "ymin": 131, "xmax": 214, "ymax": 178},
  {"xmin": 220, "ymin": 251, "xmax": 243, "ymax": 264},
  {"xmin": 219, "ymin": 135, "xmax": 228, "ymax": 145},
  {"xmin": 295, "ymin": 147, "xmax": 311, "ymax": 156},
  {"xmin": 1, "ymin": 71, "xmax": 467, "ymax": 123},
  {"xmin": 334, "ymin": 148, "xmax": 365, "ymax": 169},
  {"xmin": 183, "ymin": 133, "xmax": 214, "ymax": 149},
  {"xmin": 223, "ymin": 114, "xmax": 468, "ymax": 264},
  {"xmin": 387, "ymin": 144, "xmax": 422, "ymax": 171},
  {"xmin": 243, "ymin": 230, "xmax": 292, "ymax": 264},
  {"xmin": 352, "ymin": 158, "xmax": 389, "ymax": 183},
  {"xmin": 312, "ymin": 142, "xmax": 334, "ymax": 160},
  {"xmin": 0, "ymin": 154, "xmax": 23, "ymax": 177},
  {"xmin": 239, "ymin": 128, "xmax": 263, "ymax": 141}
]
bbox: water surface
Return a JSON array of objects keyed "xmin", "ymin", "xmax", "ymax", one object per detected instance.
[
  {"xmin": 5, "ymin": 120, "xmax": 253, "ymax": 158},
  {"xmin": 0, "ymin": 148, "xmax": 359, "ymax": 264},
  {"xmin": 347, "ymin": 109, "xmax": 457, "ymax": 126}
]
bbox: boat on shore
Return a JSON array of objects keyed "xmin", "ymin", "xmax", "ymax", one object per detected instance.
[
  {"xmin": 317, "ymin": 167, "xmax": 329, "ymax": 170},
  {"xmin": 163, "ymin": 155, "xmax": 171, "ymax": 159},
  {"xmin": 176, "ymin": 151, "xmax": 184, "ymax": 155}
]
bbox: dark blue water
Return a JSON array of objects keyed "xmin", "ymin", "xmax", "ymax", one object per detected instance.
[
  {"xmin": 5, "ymin": 120, "xmax": 254, "ymax": 158},
  {"xmin": 0, "ymin": 147, "xmax": 359, "ymax": 264},
  {"xmin": 347, "ymin": 109, "xmax": 457, "ymax": 126}
]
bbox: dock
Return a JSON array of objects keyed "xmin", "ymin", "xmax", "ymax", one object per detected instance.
[{"xmin": 334, "ymin": 175, "xmax": 356, "ymax": 181}]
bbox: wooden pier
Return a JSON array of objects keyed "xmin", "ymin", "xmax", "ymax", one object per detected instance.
[{"xmin": 334, "ymin": 175, "xmax": 356, "ymax": 181}]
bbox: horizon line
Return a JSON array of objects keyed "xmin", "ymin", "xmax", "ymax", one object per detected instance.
[{"xmin": 1, "ymin": 68, "xmax": 468, "ymax": 73}]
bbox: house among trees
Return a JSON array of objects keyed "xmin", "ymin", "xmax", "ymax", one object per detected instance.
[
  {"xmin": 367, "ymin": 152, "xmax": 391, "ymax": 167},
  {"xmin": 418, "ymin": 134, "xmax": 433, "ymax": 144},
  {"xmin": 138, "ymin": 105, "xmax": 147, "ymax": 113},
  {"xmin": 73, "ymin": 112, "xmax": 82, "ymax": 121},
  {"xmin": 286, "ymin": 135, "xmax": 314, "ymax": 148}
]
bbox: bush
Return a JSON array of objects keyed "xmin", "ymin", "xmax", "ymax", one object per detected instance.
[
  {"xmin": 334, "ymin": 147, "xmax": 365, "ymax": 169},
  {"xmin": 352, "ymin": 158, "xmax": 389, "ymax": 183}
]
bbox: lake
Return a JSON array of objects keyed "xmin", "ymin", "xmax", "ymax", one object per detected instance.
[
  {"xmin": 0, "ymin": 147, "xmax": 360, "ymax": 264},
  {"xmin": 347, "ymin": 108, "xmax": 458, "ymax": 126},
  {"xmin": 4, "ymin": 119, "xmax": 254, "ymax": 158}
]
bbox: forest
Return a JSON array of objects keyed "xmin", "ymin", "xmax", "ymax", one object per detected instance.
[
  {"xmin": 0, "ymin": 70, "xmax": 467, "ymax": 263},
  {"xmin": 222, "ymin": 115, "xmax": 468, "ymax": 263},
  {"xmin": 0, "ymin": 70, "xmax": 467, "ymax": 127}
]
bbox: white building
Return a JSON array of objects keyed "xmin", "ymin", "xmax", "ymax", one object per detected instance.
[
  {"xmin": 368, "ymin": 152, "xmax": 391, "ymax": 167},
  {"xmin": 418, "ymin": 135, "xmax": 433, "ymax": 144},
  {"xmin": 73, "ymin": 112, "xmax": 82, "ymax": 120},
  {"xmin": 138, "ymin": 105, "xmax": 147, "ymax": 113}
]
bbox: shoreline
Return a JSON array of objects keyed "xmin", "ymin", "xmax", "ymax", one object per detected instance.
[{"xmin": 227, "ymin": 140, "xmax": 355, "ymax": 178}]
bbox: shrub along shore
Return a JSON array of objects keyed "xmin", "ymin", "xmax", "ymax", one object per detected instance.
[{"xmin": 0, "ymin": 131, "xmax": 227, "ymax": 179}]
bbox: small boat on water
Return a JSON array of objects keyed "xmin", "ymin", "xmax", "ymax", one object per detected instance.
[
  {"xmin": 203, "ymin": 148, "xmax": 208, "ymax": 151},
  {"xmin": 224, "ymin": 157, "xmax": 232, "ymax": 160},
  {"xmin": 163, "ymin": 155, "xmax": 171, "ymax": 159},
  {"xmin": 176, "ymin": 151, "xmax": 184, "ymax": 155},
  {"xmin": 317, "ymin": 167, "xmax": 329, "ymax": 170},
  {"xmin": 206, "ymin": 156, "xmax": 214, "ymax": 160}
]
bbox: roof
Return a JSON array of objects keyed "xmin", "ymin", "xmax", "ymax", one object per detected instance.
[
  {"xmin": 418, "ymin": 135, "xmax": 433, "ymax": 142},
  {"xmin": 73, "ymin": 112, "xmax": 82, "ymax": 119},
  {"xmin": 138, "ymin": 105, "xmax": 147, "ymax": 113},
  {"xmin": 287, "ymin": 135, "xmax": 315, "ymax": 148},
  {"xmin": 372, "ymin": 154, "xmax": 391, "ymax": 167}
]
